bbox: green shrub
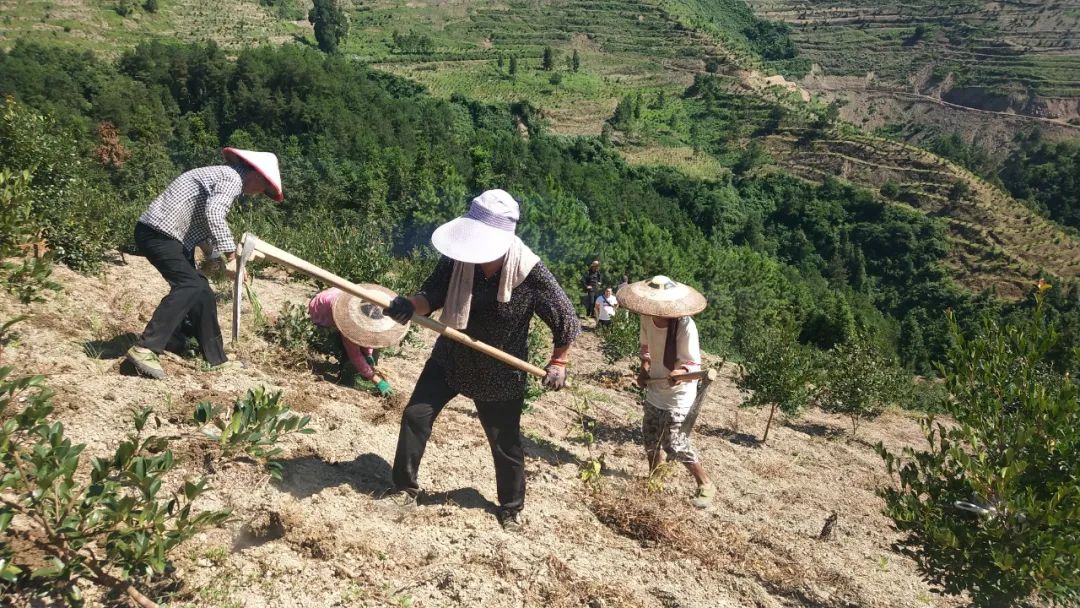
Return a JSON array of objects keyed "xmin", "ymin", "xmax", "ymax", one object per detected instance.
[
  {"xmin": 735, "ymin": 320, "xmax": 813, "ymax": 442},
  {"xmin": 0, "ymin": 98, "xmax": 123, "ymax": 272},
  {"xmin": 0, "ymin": 365, "xmax": 230, "ymax": 606},
  {"xmin": 0, "ymin": 169, "xmax": 35, "ymax": 255},
  {"xmin": 523, "ymin": 317, "xmax": 553, "ymax": 412},
  {"xmin": 262, "ymin": 301, "xmax": 319, "ymax": 353},
  {"xmin": 0, "ymin": 169, "xmax": 60, "ymax": 303},
  {"xmin": 3, "ymin": 256, "xmax": 60, "ymax": 304},
  {"xmin": 601, "ymin": 311, "xmax": 639, "ymax": 365},
  {"xmin": 192, "ymin": 386, "xmax": 314, "ymax": 479},
  {"xmin": 817, "ymin": 334, "xmax": 904, "ymax": 434},
  {"xmin": 878, "ymin": 286, "xmax": 1080, "ymax": 606}
]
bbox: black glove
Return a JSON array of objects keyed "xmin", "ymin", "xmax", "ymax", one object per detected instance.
[
  {"xmin": 543, "ymin": 364, "xmax": 567, "ymax": 391},
  {"xmin": 384, "ymin": 296, "xmax": 414, "ymax": 325}
]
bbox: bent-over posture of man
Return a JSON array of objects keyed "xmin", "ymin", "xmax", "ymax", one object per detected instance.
[{"xmin": 126, "ymin": 147, "xmax": 282, "ymax": 379}]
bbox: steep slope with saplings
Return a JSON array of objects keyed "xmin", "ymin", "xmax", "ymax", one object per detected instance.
[{"xmin": 0, "ymin": 253, "xmax": 964, "ymax": 608}]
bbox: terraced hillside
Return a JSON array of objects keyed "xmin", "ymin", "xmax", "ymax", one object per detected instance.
[
  {"xmin": 764, "ymin": 131, "xmax": 1080, "ymax": 296},
  {"xmin": 0, "ymin": 0, "xmax": 303, "ymax": 53},
  {"xmin": 355, "ymin": 0, "xmax": 728, "ymax": 135},
  {"xmin": 740, "ymin": 0, "xmax": 1080, "ymax": 147},
  {"xmin": 1, "ymin": 0, "xmax": 1077, "ymax": 296}
]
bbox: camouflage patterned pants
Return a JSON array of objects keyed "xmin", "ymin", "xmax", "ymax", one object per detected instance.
[{"xmin": 642, "ymin": 402, "xmax": 700, "ymax": 464}]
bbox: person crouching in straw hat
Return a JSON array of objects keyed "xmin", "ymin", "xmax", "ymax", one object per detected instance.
[
  {"xmin": 308, "ymin": 286, "xmax": 408, "ymax": 397},
  {"xmin": 126, "ymin": 148, "xmax": 283, "ymax": 379},
  {"xmin": 380, "ymin": 189, "xmax": 581, "ymax": 531},
  {"xmin": 618, "ymin": 275, "xmax": 716, "ymax": 509}
]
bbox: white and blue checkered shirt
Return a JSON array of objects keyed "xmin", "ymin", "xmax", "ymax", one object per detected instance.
[{"xmin": 138, "ymin": 165, "xmax": 248, "ymax": 257}]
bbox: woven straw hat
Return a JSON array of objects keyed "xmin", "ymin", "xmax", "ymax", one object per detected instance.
[
  {"xmin": 331, "ymin": 284, "xmax": 410, "ymax": 348},
  {"xmin": 222, "ymin": 147, "xmax": 284, "ymax": 201},
  {"xmin": 616, "ymin": 275, "xmax": 707, "ymax": 317}
]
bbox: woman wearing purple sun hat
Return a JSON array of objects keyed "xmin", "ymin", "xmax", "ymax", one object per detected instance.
[{"xmin": 381, "ymin": 189, "xmax": 581, "ymax": 531}]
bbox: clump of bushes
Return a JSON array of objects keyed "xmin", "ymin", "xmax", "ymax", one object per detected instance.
[
  {"xmin": 878, "ymin": 285, "xmax": 1079, "ymax": 606},
  {"xmin": 0, "ymin": 364, "xmax": 230, "ymax": 606}
]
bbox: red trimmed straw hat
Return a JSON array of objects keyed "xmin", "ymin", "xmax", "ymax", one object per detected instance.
[
  {"xmin": 431, "ymin": 189, "xmax": 520, "ymax": 263},
  {"xmin": 616, "ymin": 275, "xmax": 707, "ymax": 318},
  {"xmin": 222, "ymin": 147, "xmax": 284, "ymax": 201},
  {"xmin": 331, "ymin": 284, "xmax": 410, "ymax": 348}
]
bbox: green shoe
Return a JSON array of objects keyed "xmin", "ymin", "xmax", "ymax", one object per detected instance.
[
  {"xmin": 208, "ymin": 359, "xmax": 248, "ymax": 373},
  {"xmin": 691, "ymin": 483, "xmax": 716, "ymax": 510},
  {"xmin": 126, "ymin": 346, "xmax": 166, "ymax": 379}
]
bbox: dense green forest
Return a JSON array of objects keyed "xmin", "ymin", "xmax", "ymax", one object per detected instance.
[
  {"xmin": 1000, "ymin": 133, "xmax": 1080, "ymax": 233},
  {"xmin": 0, "ymin": 40, "xmax": 1076, "ymax": 376}
]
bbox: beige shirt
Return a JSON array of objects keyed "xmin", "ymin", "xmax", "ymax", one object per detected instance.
[{"xmin": 639, "ymin": 316, "xmax": 701, "ymax": 412}]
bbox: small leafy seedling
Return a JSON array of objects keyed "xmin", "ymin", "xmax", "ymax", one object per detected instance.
[{"xmin": 192, "ymin": 386, "xmax": 314, "ymax": 479}]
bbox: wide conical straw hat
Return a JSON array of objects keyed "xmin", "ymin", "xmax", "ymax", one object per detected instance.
[
  {"xmin": 616, "ymin": 275, "xmax": 707, "ymax": 317},
  {"xmin": 222, "ymin": 147, "xmax": 284, "ymax": 201},
  {"xmin": 331, "ymin": 284, "xmax": 410, "ymax": 348}
]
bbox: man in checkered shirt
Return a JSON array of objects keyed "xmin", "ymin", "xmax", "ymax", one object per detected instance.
[{"xmin": 126, "ymin": 148, "xmax": 283, "ymax": 380}]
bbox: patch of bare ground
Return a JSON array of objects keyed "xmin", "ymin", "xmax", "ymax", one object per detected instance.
[{"xmin": 0, "ymin": 255, "xmax": 960, "ymax": 607}]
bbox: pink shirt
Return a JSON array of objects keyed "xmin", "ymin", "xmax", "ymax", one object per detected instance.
[{"xmin": 307, "ymin": 288, "xmax": 376, "ymax": 380}]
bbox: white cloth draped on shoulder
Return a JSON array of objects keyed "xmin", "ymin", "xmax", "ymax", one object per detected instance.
[{"xmin": 439, "ymin": 236, "xmax": 541, "ymax": 330}]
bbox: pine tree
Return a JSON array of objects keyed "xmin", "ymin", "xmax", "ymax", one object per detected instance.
[
  {"xmin": 542, "ymin": 46, "xmax": 555, "ymax": 71},
  {"xmin": 509, "ymin": 55, "xmax": 518, "ymax": 77},
  {"xmin": 308, "ymin": 0, "xmax": 349, "ymax": 54},
  {"xmin": 571, "ymin": 49, "xmax": 581, "ymax": 72}
]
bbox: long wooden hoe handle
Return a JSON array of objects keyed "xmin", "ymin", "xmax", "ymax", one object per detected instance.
[
  {"xmin": 238, "ymin": 233, "xmax": 547, "ymax": 379},
  {"xmin": 644, "ymin": 368, "xmax": 717, "ymax": 385}
]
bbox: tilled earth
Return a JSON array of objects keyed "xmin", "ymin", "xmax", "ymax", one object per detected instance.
[{"xmin": 1, "ymin": 255, "xmax": 959, "ymax": 608}]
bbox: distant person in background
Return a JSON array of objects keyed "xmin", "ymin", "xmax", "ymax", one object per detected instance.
[
  {"xmin": 308, "ymin": 286, "xmax": 408, "ymax": 397},
  {"xmin": 617, "ymin": 275, "xmax": 629, "ymax": 294},
  {"xmin": 581, "ymin": 259, "xmax": 604, "ymax": 318},
  {"xmin": 594, "ymin": 287, "xmax": 619, "ymax": 329},
  {"xmin": 126, "ymin": 147, "xmax": 283, "ymax": 380},
  {"xmin": 618, "ymin": 275, "xmax": 715, "ymax": 509}
]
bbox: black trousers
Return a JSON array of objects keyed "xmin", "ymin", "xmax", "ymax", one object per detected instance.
[
  {"xmin": 392, "ymin": 360, "xmax": 526, "ymax": 514},
  {"xmin": 135, "ymin": 222, "xmax": 228, "ymax": 366}
]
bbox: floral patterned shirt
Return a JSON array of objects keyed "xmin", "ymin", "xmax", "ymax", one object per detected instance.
[{"xmin": 418, "ymin": 256, "xmax": 581, "ymax": 402}]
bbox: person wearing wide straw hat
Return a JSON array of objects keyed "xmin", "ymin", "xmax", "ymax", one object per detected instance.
[
  {"xmin": 618, "ymin": 275, "xmax": 716, "ymax": 509},
  {"xmin": 126, "ymin": 148, "xmax": 283, "ymax": 379},
  {"xmin": 307, "ymin": 285, "xmax": 408, "ymax": 396},
  {"xmin": 381, "ymin": 189, "xmax": 581, "ymax": 531}
]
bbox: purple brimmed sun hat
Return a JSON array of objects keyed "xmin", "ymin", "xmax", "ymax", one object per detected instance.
[{"xmin": 431, "ymin": 189, "xmax": 520, "ymax": 263}]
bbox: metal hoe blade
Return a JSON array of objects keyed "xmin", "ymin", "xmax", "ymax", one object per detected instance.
[{"xmin": 231, "ymin": 233, "xmax": 260, "ymax": 342}]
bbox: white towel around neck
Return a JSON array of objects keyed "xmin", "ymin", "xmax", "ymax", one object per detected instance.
[{"xmin": 439, "ymin": 236, "xmax": 541, "ymax": 330}]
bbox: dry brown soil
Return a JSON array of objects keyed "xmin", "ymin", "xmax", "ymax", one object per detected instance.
[{"xmin": 1, "ymin": 255, "xmax": 963, "ymax": 608}]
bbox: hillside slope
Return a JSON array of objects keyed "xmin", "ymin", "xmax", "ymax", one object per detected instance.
[
  {"xmin": 2, "ymin": 254, "xmax": 961, "ymax": 608},
  {"xmin": 741, "ymin": 0, "xmax": 1080, "ymax": 127},
  {"xmin": 0, "ymin": 0, "xmax": 1076, "ymax": 295}
]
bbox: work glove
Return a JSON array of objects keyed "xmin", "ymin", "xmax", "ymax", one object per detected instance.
[
  {"xmin": 543, "ymin": 364, "xmax": 567, "ymax": 391},
  {"xmin": 385, "ymin": 296, "xmax": 414, "ymax": 325},
  {"xmin": 375, "ymin": 379, "xmax": 393, "ymax": 397}
]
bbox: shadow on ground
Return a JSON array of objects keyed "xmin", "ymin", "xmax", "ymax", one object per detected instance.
[
  {"xmin": 83, "ymin": 332, "xmax": 139, "ymax": 359},
  {"xmin": 697, "ymin": 424, "xmax": 760, "ymax": 447},
  {"xmin": 274, "ymin": 452, "xmax": 392, "ymax": 499},
  {"xmin": 421, "ymin": 487, "xmax": 496, "ymax": 512},
  {"xmin": 784, "ymin": 421, "xmax": 846, "ymax": 440}
]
